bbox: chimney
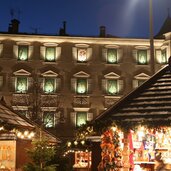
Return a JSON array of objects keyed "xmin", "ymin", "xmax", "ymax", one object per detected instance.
[
  {"xmin": 8, "ymin": 19, "xmax": 20, "ymax": 33},
  {"xmin": 99, "ymin": 26, "xmax": 106, "ymax": 37},
  {"xmin": 59, "ymin": 21, "xmax": 67, "ymax": 36}
]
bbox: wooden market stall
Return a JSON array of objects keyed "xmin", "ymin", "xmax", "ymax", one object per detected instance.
[
  {"xmin": 0, "ymin": 97, "xmax": 60, "ymax": 171},
  {"xmin": 92, "ymin": 61, "xmax": 171, "ymax": 171}
]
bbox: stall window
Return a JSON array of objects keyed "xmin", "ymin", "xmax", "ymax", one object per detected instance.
[
  {"xmin": 16, "ymin": 76, "xmax": 28, "ymax": 93},
  {"xmin": 161, "ymin": 49, "xmax": 167, "ymax": 64},
  {"xmin": 107, "ymin": 49, "xmax": 117, "ymax": 64},
  {"xmin": 44, "ymin": 78, "xmax": 56, "ymax": 93},
  {"xmin": 77, "ymin": 48, "xmax": 87, "ymax": 62},
  {"xmin": 18, "ymin": 45, "xmax": 28, "ymax": 61},
  {"xmin": 76, "ymin": 78, "xmax": 87, "ymax": 94},
  {"xmin": 43, "ymin": 112, "xmax": 55, "ymax": 128},
  {"xmin": 137, "ymin": 50, "xmax": 147, "ymax": 65},
  {"xmin": 76, "ymin": 112, "xmax": 87, "ymax": 127},
  {"xmin": 45, "ymin": 47, "xmax": 56, "ymax": 62}
]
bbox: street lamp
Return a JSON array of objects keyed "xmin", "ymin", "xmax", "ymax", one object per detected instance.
[{"xmin": 149, "ymin": 0, "xmax": 155, "ymax": 74}]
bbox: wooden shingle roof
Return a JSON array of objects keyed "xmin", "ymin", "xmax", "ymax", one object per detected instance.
[{"xmin": 95, "ymin": 64, "xmax": 171, "ymax": 122}]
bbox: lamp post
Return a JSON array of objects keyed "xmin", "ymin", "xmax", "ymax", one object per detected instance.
[{"xmin": 149, "ymin": 0, "xmax": 155, "ymax": 74}]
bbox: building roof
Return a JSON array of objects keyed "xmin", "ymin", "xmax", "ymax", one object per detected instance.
[
  {"xmin": 155, "ymin": 15, "xmax": 171, "ymax": 38},
  {"xmin": 94, "ymin": 63, "xmax": 171, "ymax": 122},
  {"xmin": 0, "ymin": 97, "xmax": 34, "ymax": 129}
]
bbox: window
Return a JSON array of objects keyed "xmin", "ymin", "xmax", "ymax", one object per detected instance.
[
  {"xmin": 107, "ymin": 79, "xmax": 118, "ymax": 95},
  {"xmin": 138, "ymin": 80, "xmax": 145, "ymax": 86},
  {"xmin": 133, "ymin": 73, "xmax": 150, "ymax": 88},
  {"xmin": 45, "ymin": 47, "xmax": 56, "ymax": 62},
  {"xmin": 76, "ymin": 112, "xmax": 87, "ymax": 127},
  {"xmin": 16, "ymin": 76, "xmax": 28, "ymax": 93},
  {"xmin": 102, "ymin": 72, "xmax": 123, "ymax": 96},
  {"xmin": 76, "ymin": 78, "xmax": 87, "ymax": 94},
  {"xmin": 18, "ymin": 45, "xmax": 28, "ymax": 61},
  {"xmin": 161, "ymin": 49, "xmax": 167, "ymax": 64},
  {"xmin": 107, "ymin": 49, "xmax": 117, "ymax": 64},
  {"xmin": 0, "ymin": 76, "xmax": 3, "ymax": 90},
  {"xmin": 44, "ymin": 78, "xmax": 56, "ymax": 93},
  {"xmin": 77, "ymin": 49, "xmax": 87, "ymax": 62},
  {"xmin": 43, "ymin": 112, "xmax": 55, "ymax": 128},
  {"xmin": 137, "ymin": 50, "xmax": 147, "ymax": 65}
]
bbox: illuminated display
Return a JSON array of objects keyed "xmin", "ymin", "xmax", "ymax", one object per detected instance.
[
  {"xmin": 107, "ymin": 79, "xmax": 118, "ymax": 95},
  {"xmin": 107, "ymin": 49, "xmax": 117, "ymax": 64},
  {"xmin": 18, "ymin": 45, "xmax": 28, "ymax": 61},
  {"xmin": 16, "ymin": 77, "xmax": 27, "ymax": 93},
  {"xmin": 44, "ymin": 78, "xmax": 55, "ymax": 93},
  {"xmin": 77, "ymin": 49, "xmax": 87, "ymax": 62},
  {"xmin": 45, "ymin": 47, "xmax": 56, "ymax": 61},
  {"xmin": 77, "ymin": 78, "xmax": 87, "ymax": 94},
  {"xmin": 137, "ymin": 50, "xmax": 147, "ymax": 65},
  {"xmin": 76, "ymin": 112, "xmax": 87, "ymax": 126}
]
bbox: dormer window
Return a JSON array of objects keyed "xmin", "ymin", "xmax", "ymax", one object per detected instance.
[{"xmin": 18, "ymin": 45, "xmax": 28, "ymax": 61}]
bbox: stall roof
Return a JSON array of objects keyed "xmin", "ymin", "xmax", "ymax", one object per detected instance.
[
  {"xmin": 95, "ymin": 63, "xmax": 171, "ymax": 121},
  {"xmin": 0, "ymin": 98, "xmax": 34, "ymax": 129}
]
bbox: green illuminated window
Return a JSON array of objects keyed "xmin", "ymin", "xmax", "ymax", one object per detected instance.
[
  {"xmin": 18, "ymin": 45, "xmax": 28, "ymax": 61},
  {"xmin": 76, "ymin": 112, "xmax": 87, "ymax": 127},
  {"xmin": 16, "ymin": 77, "xmax": 27, "ymax": 93},
  {"xmin": 76, "ymin": 78, "xmax": 87, "ymax": 94},
  {"xmin": 161, "ymin": 49, "xmax": 167, "ymax": 64},
  {"xmin": 77, "ymin": 49, "xmax": 87, "ymax": 62},
  {"xmin": 107, "ymin": 80, "xmax": 118, "ymax": 95},
  {"xmin": 45, "ymin": 47, "xmax": 56, "ymax": 62},
  {"xmin": 43, "ymin": 112, "xmax": 55, "ymax": 128},
  {"xmin": 44, "ymin": 78, "xmax": 55, "ymax": 93},
  {"xmin": 137, "ymin": 50, "xmax": 147, "ymax": 65},
  {"xmin": 107, "ymin": 49, "xmax": 117, "ymax": 64}
]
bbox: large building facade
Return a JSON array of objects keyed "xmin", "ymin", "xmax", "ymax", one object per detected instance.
[{"xmin": 0, "ymin": 17, "xmax": 171, "ymax": 140}]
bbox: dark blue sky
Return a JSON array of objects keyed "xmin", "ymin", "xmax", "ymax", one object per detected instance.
[{"xmin": 0, "ymin": 0, "xmax": 171, "ymax": 38}]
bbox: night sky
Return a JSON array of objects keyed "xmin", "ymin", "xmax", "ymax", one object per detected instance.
[{"xmin": 0, "ymin": 0, "xmax": 171, "ymax": 38}]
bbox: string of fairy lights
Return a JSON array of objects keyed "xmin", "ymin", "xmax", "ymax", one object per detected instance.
[{"xmin": 0, "ymin": 126, "xmax": 35, "ymax": 139}]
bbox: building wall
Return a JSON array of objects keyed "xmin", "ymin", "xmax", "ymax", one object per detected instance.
[{"xmin": 0, "ymin": 33, "xmax": 169, "ymax": 140}]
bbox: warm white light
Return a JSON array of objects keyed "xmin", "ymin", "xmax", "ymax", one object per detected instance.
[
  {"xmin": 81, "ymin": 140, "xmax": 85, "ymax": 145},
  {"xmin": 24, "ymin": 130, "xmax": 29, "ymax": 136},
  {"xmin": 74, "ymin": 141, "xmax": 78, "ymax": 145},
  {"xmin": 67, "ymin": 142, "xmax": 71, "ymax": 147}
]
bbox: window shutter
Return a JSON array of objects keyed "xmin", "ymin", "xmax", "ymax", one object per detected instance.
[
  {"xmin": 71, "ymin": 78, "xmax": 76, "ymax": 93},
  {"xmin": 28, "ymin": 77, "xmax": 34, "ymax": 93},
  {"xmin": 118, "ymin": 79, "xmax": 124, "ymax": 94},
  {"xmin": 87, "ymin": 78, "xmax": 92, "ymax": 94},
  {"xmin": 0, "ymin": 44, "xmax": 3, "ymax": 57},
  {"xmin": 147, "ymin": 49, "xmax": 150, "ymax": 64},
  {"xmin": 132, "ymin": 49, "xmax": 137, "ymax": 62},
  {"xmin": 117, "ymin": 48, "xmax": 123, "ymax": 63},
  {"xmin": 102, "ymin": 48, "xmax": 107, "ymax": 62},
  {"xmin": 102, "ymin": 79, "xmax": 107, "ymax": 93},
  {"xmin": 87, "ymin": 48, "xmax": 92, "ymax": 60},
  {"xmin": 0, "ymin": 76, "xmax": 3, "ymax": 89},
  {"xmin": 28, "ymin": 46, "xmax": 33, "ymax": 59},
  {"xmin": 10, "ymin": 76, "xmax": 15, "ymax": 92},
  {"xmin": 56, "ymin": 47, "xmax": 61, "ymax": 61},
  {"xmin": 40, "ymin": 46, "xmax": 46, "ymax": 60},
  {"xmin": 72, "ymin": 47, "xmax": 77, "ymax": 60},
  {"xmin": 133, "ymin": 80, "xmax": 138, "ymax": 89},
  {"xmin": 70, "ymin": 112, "xmax": 76, "ymax": 126},
  {"xmin": 56, "ymin": 78, "xmax": 61, "ymax": 92},
  {"xmin": 87, "ymin": 113, "xmax": 93, "ymax": 121},
  {"xmin": 13, "ymin": 45, "xmax": 18, "ymax": 59}
]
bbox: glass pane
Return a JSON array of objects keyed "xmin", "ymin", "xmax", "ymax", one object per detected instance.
[
  {"xmin": 161, "ymin": 49, "xmax": 167, "ymax": 64},
  {"xmin": 77, "ymin": 49, "xmax": 87, "ymax": 62},
  {"xmin": 76, "ymin": 112, "xmax": 87, "ymax": 126},
  {"xmin": 77, "ymin": 79, "xmax": 87, "ymax": 94},
  {"xmin": 16, "ymin": 77, "xmax": 27, "ymax": 93},
  {"xmin": 107, "ymin": 80, "xmax": 118, "ymax": 95},
  {"xmin": 43, "ymin": 112, "xmax": 54, "ymax": 128},
  {"xmin": 107, "ymin": 49, "xmax": 117, "ymax": 63},
  {"xmin": 18, "ymin": 45, "xmax": 28, "ymax": 61},
  {"xmin": 44, "ymin": 78, "xmax": 55, "ymax": 93},
  {"xmin": 45, "ymin": 47, "xmax": 55, "ymax": 61},
  {"xmin": 138, "ymin": 50, "xmax": 147, "ymax": 64}
]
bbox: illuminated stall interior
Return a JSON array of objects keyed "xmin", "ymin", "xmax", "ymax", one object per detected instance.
[{"xmin": 93, "ymin": 61, "xmax": 171, "ymax": 171}]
